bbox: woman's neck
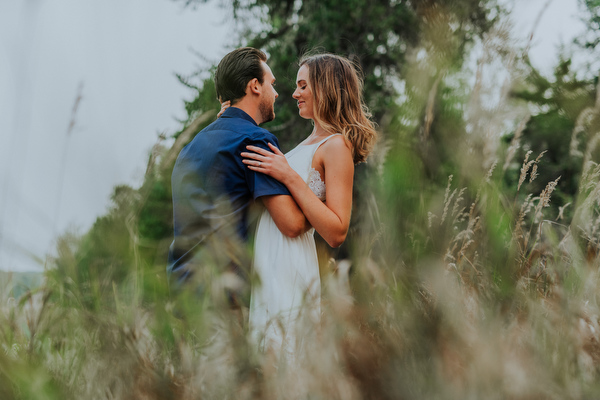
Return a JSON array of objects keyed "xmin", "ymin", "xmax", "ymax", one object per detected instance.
[{"xmin": 309, "ymin": 122, "xmax": 329, "ymax": 140}]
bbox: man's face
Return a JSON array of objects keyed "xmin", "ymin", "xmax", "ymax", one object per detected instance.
[{"xmin": 258, "ymin": 61, "xmax": 278, "ymax": 124}]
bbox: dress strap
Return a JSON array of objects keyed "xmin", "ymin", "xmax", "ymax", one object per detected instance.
[
  {"xmin": 311, "ymin": 133, "xmax": 342, "ymax": 158},
  {"xmin": 316, "ymin": 133, "xmax": 342, "ymax": 145}
]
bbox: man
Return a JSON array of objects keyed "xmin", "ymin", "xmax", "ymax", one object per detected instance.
[{"xmin": 168, "ymin": 47, "xmax": 307, "ymax": 303}]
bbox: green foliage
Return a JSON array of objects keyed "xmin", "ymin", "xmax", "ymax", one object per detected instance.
[
  {"xmin": 579, "ymin": 0, "xmax": 600, "ymax": 49},
  {"xmin": 177, "ymin": 0, "xmax": 500, "ymax": 151},
  {"xmin": 175, "ymin": 69, "xmax": 219, "ymax": 133},
  {"xmin": 137, "ymin": 179, "xmax": 173, "ymax": 258},
  {"xmin": 506, "ymin": 57, "xmax": 599, "ymax": 221}
]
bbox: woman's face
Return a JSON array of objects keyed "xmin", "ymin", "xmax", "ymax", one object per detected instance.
[{"xmin": 292, "ymin": 64, "xmax": 314, "ymax": 120}]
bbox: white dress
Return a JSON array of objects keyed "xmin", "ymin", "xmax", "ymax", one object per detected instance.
[{"xmin": 249, "ymin": 134, "xmax": 340, "ymax": 355}]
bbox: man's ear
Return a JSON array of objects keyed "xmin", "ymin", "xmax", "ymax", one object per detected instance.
[{"xmin": 246, "ymin": 78, "xmax": 262, "ymax": 96}]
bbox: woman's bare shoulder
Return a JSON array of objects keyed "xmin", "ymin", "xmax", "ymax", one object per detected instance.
[
  {"xmin": 322, "ymin": 134, "xmax": 352, "ymax": 152},
  {"xmin": 315, "ymin": 134, "xmax": 353, "ymax": 167}
]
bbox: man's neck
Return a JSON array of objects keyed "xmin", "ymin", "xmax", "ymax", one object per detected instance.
[{"xmin": 231, "ymin": 101, "xmax": 262, "ymax": 125}]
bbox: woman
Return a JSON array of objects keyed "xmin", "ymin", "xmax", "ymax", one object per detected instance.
[{"xmin": 224, "ymin": 54, "xmax": 376, "ymax": 355}]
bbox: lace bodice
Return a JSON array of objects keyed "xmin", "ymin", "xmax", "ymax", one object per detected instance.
[
  {"xmin": 285, "ymin": 133, "xmax": 341, "ymax": 204},
  {"xmin": 308, "ymin": 167, "xmax": 326, "ymax": 201}
]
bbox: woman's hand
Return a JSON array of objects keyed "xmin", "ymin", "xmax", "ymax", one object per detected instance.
[
  {"xmin": 241, "ymin": 143, "xmax": 293, "ymax": 183},
  {"xmin": 217, "ymin": 100, "xmax": 231, "ymax": 118}
]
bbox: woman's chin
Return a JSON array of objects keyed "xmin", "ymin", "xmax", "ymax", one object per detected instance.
[{"xmin": 298, "ymin": 110, "xmax": 312, "ymax": 120}]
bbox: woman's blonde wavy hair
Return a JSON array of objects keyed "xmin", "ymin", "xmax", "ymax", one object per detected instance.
[{"xmin": 300, "ymin": 53, "xmax": 377, "ymax": 164}]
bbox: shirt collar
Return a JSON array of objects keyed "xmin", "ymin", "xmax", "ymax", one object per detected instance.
[{"xmin": 221, "ymin": 107, "xmax": 258, "ymax": 126}]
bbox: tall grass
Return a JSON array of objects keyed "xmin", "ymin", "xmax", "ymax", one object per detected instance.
[{"xmin": 2, "ymin": 15, "xmax": 600, "ymax": 400}]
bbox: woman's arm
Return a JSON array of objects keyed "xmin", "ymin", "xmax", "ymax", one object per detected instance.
[
  {"xmin": 261, "ymin": 194, "xmax": 312, "ymax": 238},
  {"xmin": 242, "ymin": 136, "xmax": 354, "ymax": 247},
  {"xmin": 217, "ymin": 100, "xmax": 230, "ymax": 118}
]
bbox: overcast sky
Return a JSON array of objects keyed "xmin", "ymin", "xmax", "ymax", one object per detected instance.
[
  {"xmin": 0, "ymin": 0, "xmax": 232, "ymax": 272},
  {"xmin": 0, "ymin": 0, "xmax": 588, "ymax": 272},
  {"xmin": 511, "ymin": 0, "xmax": 589, "ymax": 74}
]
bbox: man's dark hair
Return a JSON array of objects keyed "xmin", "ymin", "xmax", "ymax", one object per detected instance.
[{"xmin": 215, "ymin": 47, "xmax": 267, "ymax": 105}]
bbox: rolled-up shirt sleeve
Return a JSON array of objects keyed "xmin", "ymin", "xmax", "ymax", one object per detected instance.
[{"xmin": 241, "ymin": 135, "xmax": 291, "ymax": 200}]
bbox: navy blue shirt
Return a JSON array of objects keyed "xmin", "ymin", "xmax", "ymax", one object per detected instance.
[{"xmin": 168, "ymin": 107, "xmax": 290, "ymax": 280}]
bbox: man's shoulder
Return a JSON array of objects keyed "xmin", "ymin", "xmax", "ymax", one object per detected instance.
[{"xmin": 203, "ymin": 118, "xmax": 276, "ymax": 143}]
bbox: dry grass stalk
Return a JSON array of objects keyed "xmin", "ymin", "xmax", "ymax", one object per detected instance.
[
  {"xmin": 580, "ymin": 161, "xmax": 600, "ymax": 193},
  {"xmin": 514, "ymin": 193, "xmax": 534, "ymax": 244},
  {"xmin": 440, "ymin": 175, "xmax": 454, "ymax": 225},
  {"xmin": 451, "ymin": 187, "xmax": 467, "ymax": 224},
  {"xmin": 529, "ymin": 177, "xmax": 561, "ymax": 245},
  {"xmin": 570, "ymin": 74, "xmax": 600, "ymax": 158},
  {"xmin": 422, "ymin": 73, "xmax": 444, "ymax": 142},
  {"xmin": 556, "ymin": 202, "xmax": 571, "ymax": 221},
  {"xmin": 517, "ymin": 150, "xmax": 546, "ymax": 191},
  {"xmin": 570, "ymin": 108, "xmax": 597, "ymax": 158},
  {"xmin": 517, "ymin": 150, "xmax": 533, "ymax": 191},
  {"xmin": 503, "ymin": 114, "xmax": 530, "ymax": 172}
]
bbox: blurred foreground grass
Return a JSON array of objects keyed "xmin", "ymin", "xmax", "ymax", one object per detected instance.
[{"xmin": 6, "ymin": 145, "xmax": 600, "ymax": 399}]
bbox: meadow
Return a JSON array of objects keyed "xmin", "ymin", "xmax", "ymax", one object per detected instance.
[{"xmin": 3, "ymin": 1, "xmax": 600, "ymax": 399}]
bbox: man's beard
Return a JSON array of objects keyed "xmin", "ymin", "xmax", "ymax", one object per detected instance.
[{"xmin": 259, "ymin": 98, "xmax": 275, "ymax": 124}]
